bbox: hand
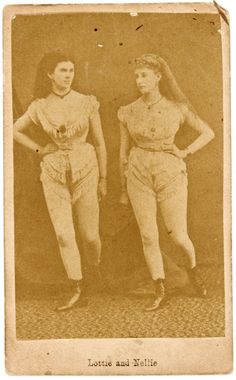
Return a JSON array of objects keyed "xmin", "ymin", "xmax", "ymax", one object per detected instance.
[
  {"xmin": 119, "ymin": 190, "xmax": 129, "ymax": 206},
  {"xmin": 39, "ymin": 143, "xmax": 58, "ymax": 157},
  {"xmin": 162, "ymin": 144, "xmax": 187, "ymax": 159},
  {"xmin": 98, "ymin": 178, "xmax": 107, "ymax": 201}
]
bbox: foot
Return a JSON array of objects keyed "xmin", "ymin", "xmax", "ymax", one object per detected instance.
[
  {"xmin": 56, "ymin": 282, "xmax": 88, "ymax": 312},
  {"xmin": 188, "ymin": 266, "xmax": 207, "ymax": 298},
  {"xmin": 145, "ymin": 280, "xmax": 165, "ymax": 312}
]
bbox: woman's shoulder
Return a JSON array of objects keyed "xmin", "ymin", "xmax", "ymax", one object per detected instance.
[
  {"xmin": 118, "ymin": 98, "xmax": 142, "ymax": 123},
  {"xmin": 118, "ymin": 98, "xmax": 140, "ymax": 113},
  {"xmin": 121, "ymin": 98, "xmax": 142, "ymax": 110},
  {"xmin": 71, "ymin": 90, "xmax": 97, "ymax": 101},
  {"xmin": 164, "ymin": 98, "xmax": 189, "ymax": 114},
  {"xmin": 27, "ymin": 97, "xmax": 46, "ymax": 113},
  {"xmin": 164, "ymin": 99, "xmax": 193, "ymax": 125},
  {"xmin": 28, "ymin": 97, "xmax": 45, "ymax": 105},
  {"xmin": 26, "ymin": 98, "xmax": 46, "ymax": 124},
  {"xmin": 71, "ymin": 90, "xmax": 99, "ymax": 108},
  {"xmin": 69, "ymin": 90, "xmax": 86, "ymax": 101}
]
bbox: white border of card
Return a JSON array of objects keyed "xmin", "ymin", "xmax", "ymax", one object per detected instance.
[{"xmin": 4, "ymin": 2, "xmax": 232, "ymax": 375}]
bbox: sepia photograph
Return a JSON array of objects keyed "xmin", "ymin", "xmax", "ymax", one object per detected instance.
[{"xmin": 4, "ymin": 2, "xmax": 232, "ymax": 375}]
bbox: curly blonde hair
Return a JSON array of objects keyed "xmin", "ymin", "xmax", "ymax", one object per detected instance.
[
  {"xmin": 134, "ymin": 54, "xmax": 161, "ymax": 73},
  {"xmin": 134, "ymin": 53, "xmax": 196, "ymax": 112}
]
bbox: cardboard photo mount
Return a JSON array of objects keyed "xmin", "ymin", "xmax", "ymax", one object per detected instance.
[{"xmin": 4, "ymin": 2, "xmax": 232, "ymax": 375}]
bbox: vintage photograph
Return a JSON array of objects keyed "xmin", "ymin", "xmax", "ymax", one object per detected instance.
[{"xmin": 4, "ymin": 2, "xmax": 232, "ymax": 375}]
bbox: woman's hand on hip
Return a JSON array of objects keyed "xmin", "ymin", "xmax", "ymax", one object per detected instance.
[
  {"xmin": 162, "ymin": 144, "xmax": 187, "ymax": 159},
  {"xmin": 39, "ymin": 143, "xmax": 58, "ymax": 157},
  {"xmin": 98, "ymin": 178, "xmax": 107, "ymax": 201}
]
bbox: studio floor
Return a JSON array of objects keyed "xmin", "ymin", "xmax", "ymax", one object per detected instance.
[{"xmin": 16, "ymin": 264, "xmax": 225, "ymax": 340}]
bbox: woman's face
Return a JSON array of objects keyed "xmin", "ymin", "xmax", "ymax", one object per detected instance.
[
  {"xmin": 135, "ymin": 67, "xmax": 161, "ymax": 94},
  {"xmin": 48, "ymin": 61, "xmax": 75, "ymax": 91}
]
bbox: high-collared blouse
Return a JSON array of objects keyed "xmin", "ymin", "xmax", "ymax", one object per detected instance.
[
  {"xmin": 26, "ymin": 90, "xmax": 99, "ymax": 184},
  {"xmin": 117, "ymin": 96, "xmax": 188, "ymax": 150}
]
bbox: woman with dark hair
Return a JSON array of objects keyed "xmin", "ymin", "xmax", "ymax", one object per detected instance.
[
  {"xmin": 14, "ymin": 51, "xmax": 107, "ymax": 311},
  {"xmin": 118, "ymin": 54, "xmax": 215, "ymax": 311}
]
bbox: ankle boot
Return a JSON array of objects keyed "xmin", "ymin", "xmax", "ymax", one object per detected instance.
[
  {"xmin": 56, "ymin": 280, "xmax": 87, "ymax": 312},
  {"xmin": 145, "ymin": 279, "xmax": 165, "ymax": 311},
  {"xmin": 188, "ymin": 266, "xmax": 207, "ymax": 298}
]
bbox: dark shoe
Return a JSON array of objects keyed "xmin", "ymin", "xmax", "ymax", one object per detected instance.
[
  {"xmin": 188, "ymin": 266, "xmax": 207, "ymax": 298},
  {"xmin": 56, "ymin": 281, "xmax": 88, "ymax": 312},
  {"xmin": 145, "ymin": 280, "xmax": 165, "ymax": 312}
]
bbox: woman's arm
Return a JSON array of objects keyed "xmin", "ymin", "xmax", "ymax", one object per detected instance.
[
  {"xmin": 14, "ymin": 113, "xmax": 57, "ymax": 156},
  {"xmin": 13, "ymin": 113, "xmax": 42, "ymax": 154},
  {"xmin": 163, "ymin": 105, "xmax": 215, "ymax": 158},
  {"xmin": 90, "ymin": 111, "xmax": 107, "ymax": 178},
  {"xmin": 119, "ymin": 122, "xmax": 130, "ymax": 204},
  {"xmin": 181, "ymin": 106, "xmax": 215, "ymax": 156},
  {"xmin": 90, "ymin": 111, "xmax": 107, "ymax": 199}
]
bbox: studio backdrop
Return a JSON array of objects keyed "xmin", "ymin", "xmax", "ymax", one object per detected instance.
[{"xmin": 12, "ymin": 12, "xmax": 223, "ymax": 286}]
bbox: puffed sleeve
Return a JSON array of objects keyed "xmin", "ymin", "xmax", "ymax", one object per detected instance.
[
  {"xmin": 176, "ymin": 102, "xmax": 189, "ymax": 124},
  {"xmin": 26, "ymin": 99, "xmax": 40, "ymax": 125},
  {"xmin": 117, "ymin": 106, "xmax": 127, "ymax": 125},
  {"xmin": 178, "ymin": 102, "xmax": 208, "ymax": 133},
  {"xmin": 89, "ymin": 95, "xmax": 100, "ymax": 119}
]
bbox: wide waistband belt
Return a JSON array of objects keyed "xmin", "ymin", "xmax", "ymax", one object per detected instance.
[{"xmin": 134, "ymin": 145, "xmax": 163, "ymax": 153}]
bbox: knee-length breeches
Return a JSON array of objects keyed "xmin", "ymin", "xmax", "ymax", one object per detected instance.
[
  {"xmin": 126, "ymin": 147, "xmax": 188, "ymax": 280},
  {"xmin": 40, "ymin": 145, "xmax": 99, "ymax": 281}
]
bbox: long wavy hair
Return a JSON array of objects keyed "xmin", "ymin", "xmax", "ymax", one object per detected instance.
[
  {"xmin": 134, "ymin": 53, "xmax": 196, "ymax": 113},
  {"xmin": 33, "ymin": 51, "xmax": 75, "ymax": 99}
]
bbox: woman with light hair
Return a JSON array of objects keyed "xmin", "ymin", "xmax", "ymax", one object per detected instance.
[{"xmin": 118, "ymin": 54, "xmax": 214, "ymax": 311}]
